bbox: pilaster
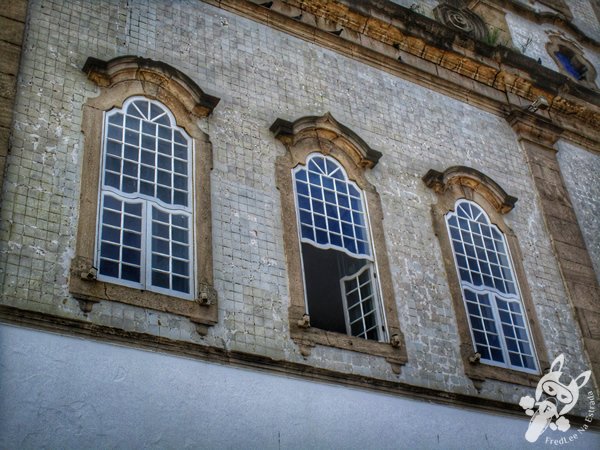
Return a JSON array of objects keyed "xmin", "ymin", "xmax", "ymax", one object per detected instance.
[{"xmin": 508, "ymin": 109, "xmax": 600, "ymax": 387}]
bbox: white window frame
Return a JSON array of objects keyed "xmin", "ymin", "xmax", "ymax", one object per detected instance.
[
  {"xmin": 445, "ymin": 199, "xmax": 538, "ymax": 373},
  {"xmin": 340, "ymin": 264, "xmax": 384, "ymax": 339},
  {"xmin": 94, "ymin": 96, "xmax": 196, "ymax": 300},
  {"xmin": 292, "ymin": 153, "xmax": 387, "ymax": 341}
]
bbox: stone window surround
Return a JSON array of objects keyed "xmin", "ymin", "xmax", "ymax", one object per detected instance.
[
  {"xmin": 423, "ymin": 166, "xmax": 549, "ymax": 387},
  {"xmin": 546, "ymin": 35, "xmax": 598, "ymax": 90},
  {"xmin": 69, "ymin": 56, "xmax": 220, "ymax": 332},
  {"xmin": 271, "ymin": 113, "xmax": 407, "ymax": 373}
]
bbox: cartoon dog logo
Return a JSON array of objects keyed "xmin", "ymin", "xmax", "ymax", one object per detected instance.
[{"xmin": 519, "ymin": 354, "xmax": 591, "ymax": 442}]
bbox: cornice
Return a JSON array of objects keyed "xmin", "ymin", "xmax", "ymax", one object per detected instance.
[
  {"xmin": 490, "ymin": 0, "xmax": 600, "ymax": 49},
  {"xmin": 205, "ymin": 0, "xmax": 600, "ymax": 152}
]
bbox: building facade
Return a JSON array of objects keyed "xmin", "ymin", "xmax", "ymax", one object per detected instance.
[{"xmin": 0, "ymin": 0, "xmax": 599, "ymax": 448}]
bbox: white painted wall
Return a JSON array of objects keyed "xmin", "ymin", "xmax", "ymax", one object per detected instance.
[{"xmin": 0, "ymin": 324, "xmax": 597, "ymax": 449}]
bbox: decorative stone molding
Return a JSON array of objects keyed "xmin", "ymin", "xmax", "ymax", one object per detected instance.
[
  {"xmin": 535, "ymin": 0, "xmax": 572, "ymax": 20},
  {"xmin": 82, "ymin": 56, "xmax": 220, "ymax": 118},
  {"xmin": 506, "ymin": 108, "xmax": 563, "ymax": 147},
  {"xmin": 546, "ymin": 35, "xmax": 598, "ymax": 90},
  {"xmin": 227, "ymin": 0, "xmax": 600, "ymax": 152},
  {"xmin": 422, "ymin": 166, "xmax": 518, "ymax": 214},
  {"xmin": 423, "ymin": 166, "xmax": 549, "ymax": 387},
  {"xmin": 270, "ymin": 113, "xmax": 382, "ymax": 169},
  {"xmin": 69, "ymin": 56, "xmax": 220, "ymax": 328},
  {"xmin": 433, "ymin": 1, "xmax": 488, "ymax": 41},
  {"xmin": 272, "ymin": 113, "xmax": 407, "ymax": 372}
]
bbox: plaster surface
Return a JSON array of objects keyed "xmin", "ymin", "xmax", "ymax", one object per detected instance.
[{"xmin": 1, "ymin": 323, "xmax": 598, "ymax": 449}]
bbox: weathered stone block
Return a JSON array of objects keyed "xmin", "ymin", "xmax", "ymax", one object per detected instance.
[
  {"xmin": 0, "ymin": 73, "xmax": 16, "ymax": 99},
  {"xmin": 0, "ymin": 17, "xmax": 25, "ymax": 46},
  {"xmin": 0, "ymin": 41, "xmax": 20, "ymax": 75},
  {"xmin": 0, "ymin": 0, "xmax": 27, "ymax": 22}
]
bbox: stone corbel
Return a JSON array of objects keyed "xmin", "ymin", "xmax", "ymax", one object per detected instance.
[{"xmin": 506, "ymin": 108, "xmax": 563, "ymax": 148}]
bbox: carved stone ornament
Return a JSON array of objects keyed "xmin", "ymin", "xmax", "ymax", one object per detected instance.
[
  {"xmin": 433, "ymin": 1, "xmax": 488, "ymax": 41},
  {"xmin": 422, "ymin": 166, "xmax": 517, "ymax": 214},
  {"xmin": 82, "ymin": 56, "xmax": 220, "ymax": 118},
  {"xmin": 270, "ymin": 112, "xmax": 382, "ymax": 169}
]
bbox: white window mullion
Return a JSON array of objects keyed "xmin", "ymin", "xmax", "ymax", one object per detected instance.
[
  {"xmin": 489, "ymin": 292, "xmax": 511, "ymax": 369},
  {"xmin": 144, "ymin": 201, "xmax": 152, "ymax": 291}
]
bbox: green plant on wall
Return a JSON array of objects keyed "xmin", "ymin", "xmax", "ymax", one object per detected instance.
[{"xmin": 484, "ymin": 26, "xmax": 501, "ymax": 46}]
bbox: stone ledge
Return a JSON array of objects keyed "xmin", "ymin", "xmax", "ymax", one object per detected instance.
[{"xmin": 2, "ymin": 302, "xmax": 598, "ymax": 425}]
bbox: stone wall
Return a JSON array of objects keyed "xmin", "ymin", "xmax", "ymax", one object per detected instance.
[
  {"xmin": 0, "ymin": 0, "xmax": 596, "ymax": 409},
  {"xmin": 0, "ymin": 0, "xmax": 28, "ymax": 198},
  {"xmin": 557, "ymin": 141, "xmax": 600, "ymax": 285}
]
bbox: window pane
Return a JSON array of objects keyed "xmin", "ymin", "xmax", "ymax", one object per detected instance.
[
  {"xmin": 122, "ymin": 264, "xmax": 140, "ymax": 282},
  {"xmin": 172, "ymin": 276, "xmax": 189, "ymax": 293},
  {"xmin": 100, "ymin": 243, "xmax": 119, "ymax": 260},
  {"xmin": 294, "ymin": 155, "xmax": 371, "ymax": 258},
  {"xmin": 172, "ymin": 259, "xmax": 189, "ymax": 276},
  {"xmin": 448, "ymin": 200, "xmax": 537, "ymax": 372},
  {"xmin": 100, "ymin": 259, "xmax": 119, "ymax": 278},
  {"xmin": 152, "ymin": 271, "xmax": 170, "ymax": 288}
]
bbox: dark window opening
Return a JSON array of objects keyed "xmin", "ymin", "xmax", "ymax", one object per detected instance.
[
  {"xmin": 555, "ymin": 49, "xmax": 588, "ymax": 81},
  {"xmin": 301, "ymin": 243, "xmax": 381, "ymax": 340}
]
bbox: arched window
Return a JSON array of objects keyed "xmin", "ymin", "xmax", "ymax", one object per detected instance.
[
  {"xmin": 554, "ymin": 48, "xmax": 588, "ymax": 81},
  {"xmin": 294, "ymin": 154, "xmax": 382, "ymax": 340},
  {"xmin": 272, "ymin": 113, "xmax": 406, "ymax": 370},
  {"xmin": 446, "ymin": 200, "xmax": 537, "ymax": 372},
  {"xmin": 97, "ymin": 97, "xmax": 194, "ymax": 298},
  {"xmin": 547, "ymin": 37, "xmax": 597, "ymax": 88},
  {"xmin": 70, "ymin": 56, "xmax": 220, "ymax": 329},
  {"xmin": 424, "ymin": 166, "xmax": 548, "ymax": 384}
]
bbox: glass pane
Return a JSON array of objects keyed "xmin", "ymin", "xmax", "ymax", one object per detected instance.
[
  {"xmin": 153, "ymin": 237, "xmax": 169, "ymax": 255},
  {"xmin": 123, "ymin": 202, "xmax": 143, "ymax": 222},
  {"xmin": 122, "ymin": 248, "xmax": 141, "ymax": 265},
  {"xmin": 100, "ymin": 242, "xmax": 119, "ymax": 260},
  {"xmin": 172, "ymin": 242, "xmax": 188, "ymax": 259},
  {"xmin": 122, "ymin": 264, "xmax": 140, "ymax": 282},
  {"xmin": 102, "ymin": 226, "xmax": 120, "ymax": 243},
  {"xmin": 152, "ymin": 271, "xmax": 170, "ymax": 288},
  {"xmin": 105, "ymin": 156, "xmax": 121, "ymax": 173},
  {"xmin": 152, "ymin": 254, "xmax": 170, "ymax": 271},
  {"xmin": 172, "ymin": 276, "xmax": 189, "ymax": 293},
  {"xmin": 158, "ymin": 139, "xmax": 171, "ymax": 155},
  {"xmin": 172, "ymin": 259, "xmax": 189, "ymax": 276},
  {"xmin": 99, "ymin": 259, "xmax": 119, "ymax": 278},
  {"xmin": 103, "ymin": 209, "xmax": 121, "ymax": 227}
]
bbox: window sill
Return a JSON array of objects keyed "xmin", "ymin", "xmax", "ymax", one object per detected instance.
[
  {"xmin": 69, "ymin": 256, "xmax": 217, "ymax": 330},
  {"xmin": 290, "ymin": 319, "xmax": 407, "ymax": 374},
  {"xmin": 460, "ymin": 345, "xmax": 542, "ymax": 388}
]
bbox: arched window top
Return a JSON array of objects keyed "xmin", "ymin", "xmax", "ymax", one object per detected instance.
[
  {"xmin": 306, "ymin": 153, "xmax": 352, "ymax": 182},
  {"xmin": 446, "ymin": 199, "xmax": 517, "ymax": 296},
  {"xmin": 294, "ymin": 153, "xmax": 370, "ymax": 259},
  {"xmin": 83, "ymin": 55, "xmax": 220, "ymax": 118},
  {"xmin": 103, "ymin": 97, "xmax": 192, "ymax": 209},
  {"xmin": 454, "ymin": 200, "xmax": 491, "ymax": 225},
  {"xmin": 121, "ymin": 97, "xmax": 177, "ymax": 127}
]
